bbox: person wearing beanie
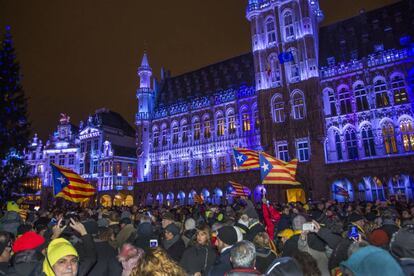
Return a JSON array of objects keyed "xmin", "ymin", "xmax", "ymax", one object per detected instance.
[
  {"xmin": 182, "ymin": 218, "xmax": 197, "ymax": 247},
  {"xmin": 7, "ymin": 231, "xmax": 46, "ymax": 276},
  {"xmin": 43, "ymin": 238, "xmax": 79, "ymax": 276},
  {"xmin": 208, "ymin": 226, "xmax": 238, "ymax": 276},
  {"xmin": 161, "ymin": 212, "xmax": 175, "ymax": 229},
  {"xmin": 368, "ymin": 229, "xmax": 389, "ymax": 249},
  {"xmin": 162, "ymin": 223, "xmax": 185, "ymax": 262},
  {"xmin": 341, "ymin": 245, "xmax": 404, "ymax": 276},
  {"xmin": 0, "ymin": 201, "xmax": 22, "ymax": 236}
]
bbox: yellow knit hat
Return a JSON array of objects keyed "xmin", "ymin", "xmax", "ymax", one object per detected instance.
[
  {"xmin": 43, "ymin": 238, "xmax": 78, "ymax": 276},
  {"xmin": 7, "ymin": 201, "xmax": 20, "ymax": 212}
]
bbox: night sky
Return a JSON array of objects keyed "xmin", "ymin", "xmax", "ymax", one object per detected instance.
[{"xmin": 0, "ymin": 0, "xmax": 399, "ymax": 141}]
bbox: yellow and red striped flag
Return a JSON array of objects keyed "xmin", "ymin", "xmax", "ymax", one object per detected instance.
[
  {"xmin": 51, "ymin": 163, "xmax": 96, "ymax": 203},
  {"xmin": 259, "ymin": 153, "xmax": 299, "ymax": 185},
  {"xmin": 233, "ymin": 147, "xmax": 260, "ymax": 169},
  {"xmin": 228, "ymin": 181, "xmax": 249, "ymax": 197}
]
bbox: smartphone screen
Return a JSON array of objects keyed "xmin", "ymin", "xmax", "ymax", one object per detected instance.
[{"xmin": 149, "ymin": 239, "xmax": 158, "ymax": 248}]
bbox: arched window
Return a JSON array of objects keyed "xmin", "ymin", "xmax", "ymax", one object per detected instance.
[
  {"xmin": 172, "ymin": 123, "xmax": 179, "ymax": 144},
  {"xmin": 268, "ymin": 55, "xmax": 281, "ymax": 87},
  {"xmin": 361, "ymin": 124, "xmax": 376, "ymax": 157},
  {"xmin": 193, "ymin": 118, "xmax": 200, "ymax": 141},
  {"xmin": 400, "ymin": 118, "xmax": 414, "ymax": 152},
  {"xmin": 292, "ymin": 92, "xmax": 305, "ymax": 119},
  {"xmin": 152, "ymin": 128, "xmax": 159, "ymax": 148},
  {"xmin": 272, "ymin": 94, "xmax": 285, "ymax": 123},
  {"xmin": 283, "ymin": 10, "xmax": 295, "ymax": 41},
  {"xmin": 382, "ymin": 121, "xmax": 397, "ymax": 154},
  {"xmin": 391, "ymin": 75, "xmax": 408, "ymax": 104},
  {"xmin": 227, "ymin": 110, "xmax": 236, "ymax": 134},
  {"xmin": 345, "ymin": 128, "xmax": 358, "ymax": 159},
  {"xmin": 161, "ymin": 124, "xmax": 167, "ymax": 146},
  {"xmin": 335, "ymin": 131, "xmax": 343, "ymax": 160},
  {"xmin": 374, "ymin": 79, "xmax": 390, "ymax": 107},
  {"xmin": 216, "ymin": 113, "xmax": 224, "ymax": 136},
  {"xmin": 354, "ymin": 83, "xmax": 369, "ymax": 111},
  {"xmin": 265, "ymin": 18, "xmax": 276, "ymax": 44},
  {"xmin": 338, "ymin": 86, "xmax": 352, "ymax": 114},
  {"xmin": 370, "ymin": 177, "xmax": 385, "ymax": 201},
  {"xmin": 242, "ymin": 111, "xmax": 251, "ymax": 132},
  {"xmin": 181, "ymin": 120, "xmax": 188, "ymax": 143},
  {"xmin": 203, "ymin": 115, "xmax": 211, "ymax": 139},
  {"xmin": 328, "ymin": 89, "xmax": 337, "ymax": 116}
]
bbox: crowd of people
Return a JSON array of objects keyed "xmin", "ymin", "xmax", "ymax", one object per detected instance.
[{"xmin": 0, "ymin": 196, "xmax": 414, "ymax": 276}]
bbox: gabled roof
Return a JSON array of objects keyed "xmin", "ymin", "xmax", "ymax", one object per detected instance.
[
  {"xmin": 94, "ymin": 109, "xmax": 135, "ymax": 137},
  {"xmin": 319, "ymin": 0, "xmax": 414, "ymax": 67},
  {"xmin": 156, "ymin": 53, "xmax": 255, "ymax": 106}
]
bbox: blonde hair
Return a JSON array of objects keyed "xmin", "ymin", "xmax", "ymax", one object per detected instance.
[{"xmin": 131, "ymin": 247, "xmax": 186, "ymax": 276}]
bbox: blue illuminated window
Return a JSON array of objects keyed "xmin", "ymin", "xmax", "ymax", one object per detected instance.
[
  {"xmin": 277, "ymin": 142, "xmax": 289, "ymax": 162},
  {"xmin": 345, "ymin": 128, "xmax": 358, "ymax": 159},
  {"xmin": 296, "ymin": 139, "xmax": 310, "ymax": 162},
  {"xmin": 361, "ymin": 125, "xmax": 376, "ymax": 157}
]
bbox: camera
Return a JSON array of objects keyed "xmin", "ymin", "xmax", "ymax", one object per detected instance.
[
  {"xmin": 302, "ymin": 222, "xmax": 316, "ymax": 232},
  {"xmin": 149, "ymin": 239, "xmax": 158, "ymax": 248}
]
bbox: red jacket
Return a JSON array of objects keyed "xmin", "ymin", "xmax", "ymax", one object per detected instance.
[{"xmin": 262, "ymin": 203, "xmax": 281, "ymax": 240}]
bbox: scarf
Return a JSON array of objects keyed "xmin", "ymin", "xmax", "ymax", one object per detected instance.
[{"xmin": 163, "ymin": 234, "xmax": 180, "ymax": 250}]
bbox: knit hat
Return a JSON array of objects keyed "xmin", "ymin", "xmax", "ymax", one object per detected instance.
[
  {"xmin": 217, "ymin": 226, "xmax": 238, "ymax": 246},
  {"xmin": 368, "ymin": 229, "xmax": 389, "ymax": 247},
  {"xmin": 165, "ymin": 223, "xmax": 180, "ymax": 236},
  {"xmin": 348, "ymin": 213, "xmax": 364, "ymax": 223},
  {"xmin": 43, "ymin": 238, "xmax": 78, "ymax": 276},
  {"xmin": 390, "ymin": 227, "xmax": 414, "ymax": 259},
  {"xmin": 12, "ymin": 231, "xmax": 45, "ymax": 253},
  {"xmin": 278, "ymin": 229, "xmax": 294, "ymax": 239},
  {"xmin": 7, "ymin": 201, "xmax": 20, "ymax": 212},
  {"xmin": 184, "ymin": 218, "xmax": 196, "ymax": 230},
  {"xmin": 341, "ymin": 246, "xmax": 404, "ymax": 276}
]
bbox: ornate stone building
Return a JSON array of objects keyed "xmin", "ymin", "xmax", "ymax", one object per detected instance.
[{"xmin": 136, "ymin": 0, "xmax": 414, "ymax": 204}]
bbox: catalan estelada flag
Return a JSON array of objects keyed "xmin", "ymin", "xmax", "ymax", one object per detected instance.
[
  {"xmin": 51, "ymin": 163, "xmax": 96, "ymax": 203},
  {"xmin": 228, "ymin": 181, "xmax": 250, "ymax": 197},
  {"xmin": 233, "ymin": 147, "xmax": 260, "ymax": 169},
  {"xmin": 259, "ymin": 153, "xmax": 300, "ymax": 185}
]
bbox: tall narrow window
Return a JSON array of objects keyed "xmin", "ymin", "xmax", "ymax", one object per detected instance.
[
  {"xmin": 289, "ymin": 49, "xmax": 300, "ymax": 82},
  {"xmin": 335, "ymin": 131, "xmax": 343, "ymax": 160},
  {"xmin": 277, "ymin": 143, "xmax": 289, "ymax": 162},
  {"xmin": 152, "ymin": 165, "xmax": 159, "ymax": 180},
  {"xmin": 345, "ymin": 128, "xmax": 358, "ymax": 159},
  {"xmin": 153, "ymin": 131, "xmax": 159, "ymax": 147},
  {"xmin": 183, "ymin": 161, "xmax": 189, "ymax": 177},
  {"xmin": 205, "ymin": 158, "xmax": 212, "ymax": 174},
  {"xmin": 204, "ymin": 120, "xmax": 211, "ymax": 139},
  {"xmin": 217, "ymin": 115, "xmax": 224, "ymax": 136},
  {"xmin": 284, "ymin": 11, "xmax": 295, "ymax": 41},
  {"xmin": 354, "ymin": 83, "xmax": 369, "ymax": 111},
  {"xmin": 59, "ymin": 155, "xmax": 65, "ymax": 166},
  {"xmin": 338, "ymin": 87, "xmax": 352, "ymax": 114},
  {"xmin": 374, "ymin": 79, "xmax": 390, "ymax": 107},
  {"xmin": 382, "ymin": 122, "xmax": 397, "ymax": 154},
  {"xmin": 193, "ymin": 122, "xmax": 200, "ymax": 141},
  {"xmin": 173, "ymin": 163, "xmax": 179, "ymax": 177},
  {"xmin": 219, "ymin": 156, "xmax": 226, "ymax": 173},
  {"xmin": 172, "ymin": 125, "xmax": 179, "ymax": 144},
  {"xmin": 182, "ymin": 124, "xmax": 188, "ymax": 143},
  {"xmin": 361, "ymin": 125, "xmax": 376, "ymax": 157},
  {"xmin": 162, "ymin": 126, "xmax": 167, "ymax": 146},
  {"xmin": 400, "ymin": 119, "xmax": 414, "ymax": 152},
  {"xmin": 391, "ymin": 75, "xmax": 408, "ymax": 104},
  {"xmin": 292, "ymin": 92, "xmax": 305, "ymax": 119},
  {"xmin": 268, "ymin": 55, "xmax": 281, "ymax": 87},
  {"xmin": 162, "ymin": 165, "xmax": 168, "ymax": 179},
  {"xmin": 195, "ymin": 160, "xmax": 202, "ymax": 175},
  {"xmin": 69, "ymin": 154, "xmax": 75, "ymax": 165},
  {"xmin": 328, "ymin": 90, "xmax": 337, "ymax": 116},
  {"xmin": 296, "ymin": 139, "xmax": 310, "ymax": 162},
  {"xmin": 273, "ymin": 95, "xmax": 285, "ymax": 123},
  {"xmin": 254, "ymin": 110, "xmax": 260, "ymax": 129},
  {"xmin": 242, "ymin": 113, "xmax": 250, "ymax": 132},
  {"xmin": 265, "ymin": 18, "xmax": 276, "ymax": 44},
  {"xmin": 228, "ymin": 112, "xmax": 236, "ymax": 134}
]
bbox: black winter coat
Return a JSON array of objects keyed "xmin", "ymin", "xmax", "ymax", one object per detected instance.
[
  {"xmin": 164, "ymin": 237, "xmax": 186, "ymax": 262},
  {"xmin": 180, "ymin": 244, "xmax": 217, "ymax": 275},
  {"xmin": 208, "ymin": 247, "xmax": 232, "ymax": 276},
  {"xmin": 88, "ymin": 240, "xmax": 122, "ymax": 276},
  {"xmin": 255, "ymin": 247, "xmax": 277, "ymax": 273},
  {"xmin": 7, "ymin": 250, "xmax": 44, "ymax": 276}
]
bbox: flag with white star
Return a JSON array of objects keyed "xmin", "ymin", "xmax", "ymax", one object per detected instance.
[
  {"xmin": 51, "ymin": 163, "xmax": 96, "ymax": 203},
  {"xmin": 259, "ymin": 153, "xmax": 299, "ymax": 185},
  {"xmin": 233, "ymin": 147, "xmax": 260, "ymax": 169}
]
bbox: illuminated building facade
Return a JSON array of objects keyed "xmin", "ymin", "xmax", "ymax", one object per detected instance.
[{"xmin": 137, "ymin": 0, "xmax": 414, "ymax": 204}]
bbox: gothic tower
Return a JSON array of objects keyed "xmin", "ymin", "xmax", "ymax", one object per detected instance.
[
  {"xmin": 136, "ymin": 52, "xmax": 154, "ymax": 182},
  {"xmin": 246, "ymin": 0, "xmax": 327, "ymax": 198}
]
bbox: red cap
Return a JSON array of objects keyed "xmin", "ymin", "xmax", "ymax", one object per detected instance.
[{"xmin": 12, "ymin": 231, "xmax": 45, "ymax": 253}]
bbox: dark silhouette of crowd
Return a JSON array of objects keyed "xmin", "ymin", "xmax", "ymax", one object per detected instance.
[{"xmin": 1, "ymin": 196, "xmax": 414, "ymax": 276}]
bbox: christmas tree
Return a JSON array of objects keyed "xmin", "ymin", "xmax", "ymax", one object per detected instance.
[{"xmin": 0, "ymin": 26, "xmax": 31, "ymax": 201}]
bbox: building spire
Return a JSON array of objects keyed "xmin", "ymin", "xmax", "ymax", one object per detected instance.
[{"xmin": 140, "ymin": 51, "xmax": 150, "ymax": 69}]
